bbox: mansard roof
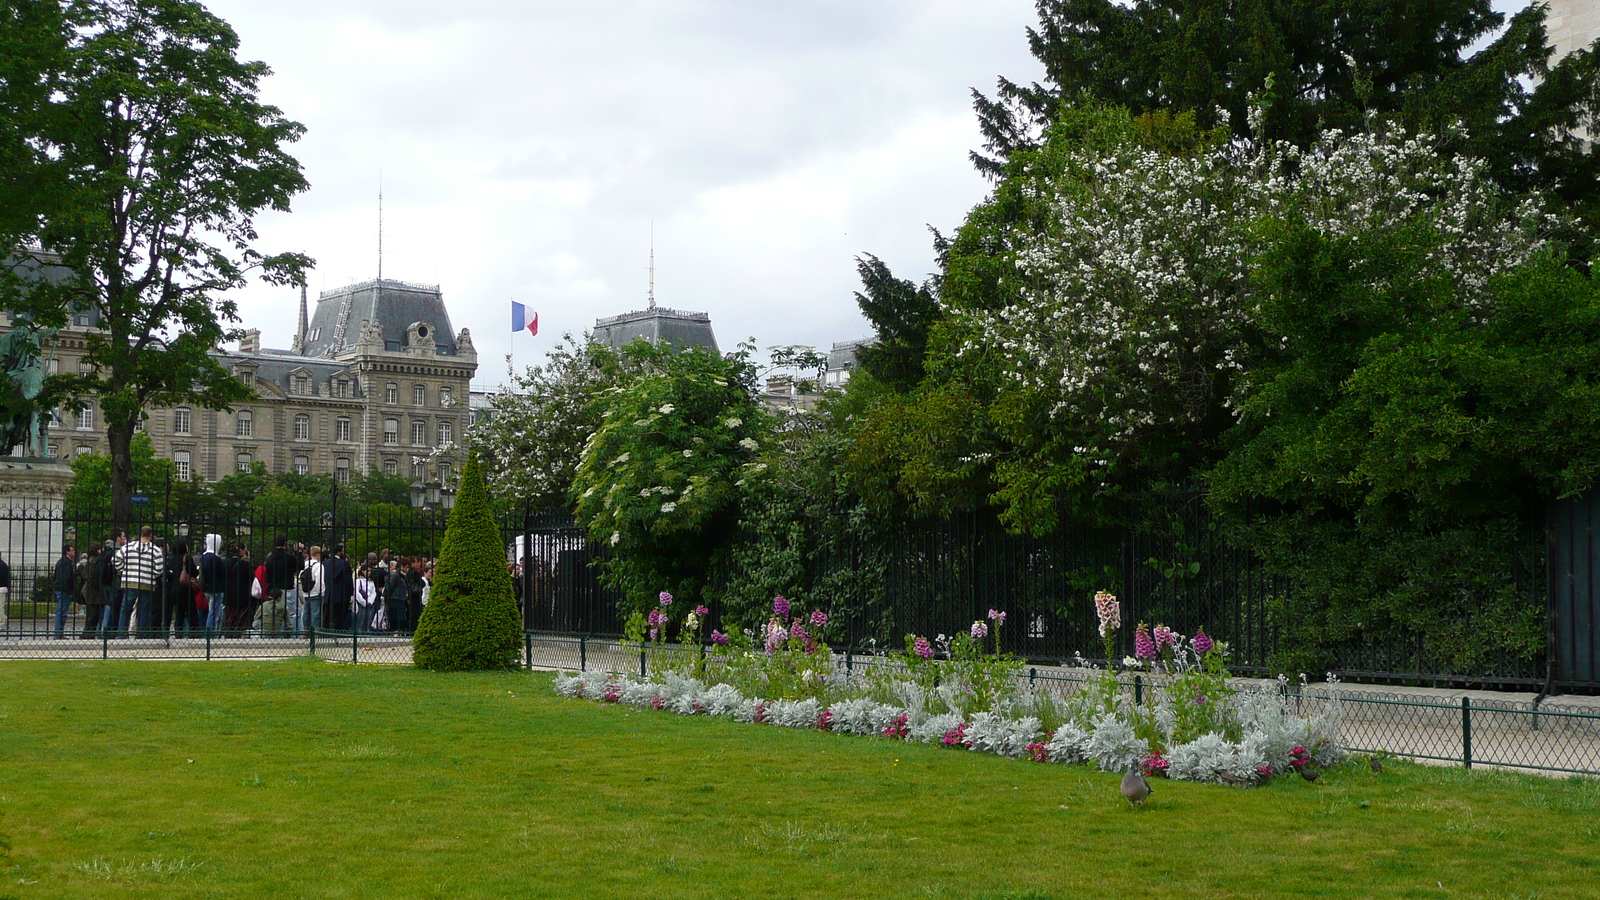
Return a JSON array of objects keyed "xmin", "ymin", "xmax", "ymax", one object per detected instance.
[
  {"xmin": 301, "ymin": 278, "xmax": 459, "ymax": 358},
  {"xmin": 593, "ymin": 306, "xmax": 718, "ymax": 353}
]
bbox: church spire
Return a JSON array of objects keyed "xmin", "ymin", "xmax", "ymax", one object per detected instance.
[{"xmin": 293, "ymin": 283, "xmax": 309, "ymax": 354}]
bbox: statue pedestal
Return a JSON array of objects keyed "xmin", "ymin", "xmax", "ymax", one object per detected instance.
[{"xmin": 0, "ymin": 458, "xmax": 75, "ymax": 629}]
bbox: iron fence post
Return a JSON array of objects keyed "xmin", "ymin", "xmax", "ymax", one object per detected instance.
[
  {"xmin": 1462, "ymin": 697, "xmax": 1473, "ymax": 769},
  {"xmin": 103, "ymin": 629, "xmax": 108, "ymax": 661},
  {"xmin": 204, "ymin": 628, "xmax": 210, "ymax": 661},
  {"xmin": 846, "ymin": 648, "xmax": 853, "ymax": 674},
  {"xmin": 639, "ymin": 643, "xmax": 646, "ymax": 679},
  {"xmin": 1029, "ymin": 667, "xmax": 1037, "ymax": 689},
  {"xmin": 1134, "ymin": 674, "xmax": 1143, "ymax": 705},
  {"xmin": 308, "ymin": 625, "xmax": 315, "ymax": 656},
  {"xmin": 580, "ymin": 635, "xmax": 587, "ymax": 672},
  {"xmin": 525, "ymin": 633, "xmax": 533, "ymax": 670}
]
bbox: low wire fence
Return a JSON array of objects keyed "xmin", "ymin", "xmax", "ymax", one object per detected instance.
[{"xmin": 5, "ymin": 630, "xmax": 1595, "ymax": 778}]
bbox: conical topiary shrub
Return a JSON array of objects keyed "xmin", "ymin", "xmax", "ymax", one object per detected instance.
[{"xmin": 413, "ymin": 451, "xmax": 522, "ymax": 670}]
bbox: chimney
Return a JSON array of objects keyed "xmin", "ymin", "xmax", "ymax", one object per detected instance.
[{"xmin": 240, "ymin": 329, "xmax": 261, "ymax": 354}]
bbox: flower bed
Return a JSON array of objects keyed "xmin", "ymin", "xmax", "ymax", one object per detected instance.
[{"xmin": 554, "ymin": 595, "xmax": 1342, "ymax": 785}]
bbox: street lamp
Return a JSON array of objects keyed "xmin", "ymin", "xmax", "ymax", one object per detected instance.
[
  {"xmin": 440, "ymin": 483, "xmax": 457, "ymax": 511},
  {"xmin": 409, "ymin": 479, "xmax": 426, "ymax": 509},
  {"xmin": 426, "ymin": 480, "xmax": 441, "ymax": 508}
]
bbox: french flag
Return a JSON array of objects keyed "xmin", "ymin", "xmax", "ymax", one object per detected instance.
[{"xmin": 511, "ymin": 301, "xmax": 538, "ymax": 336}]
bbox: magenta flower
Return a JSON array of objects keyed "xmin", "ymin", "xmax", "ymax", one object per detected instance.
[
  {"xmin": 773, "ymin": 595, "xmax": 790, "ymax": 620},
  {"xmin": 913, "ymin": 636, "xmax": 933, "ymax": 659},
  {"xmin": 646, "ymin": 609, "xmax": 665, "ymax": 628},
  {"xmin": 648, "ymin": 628, "xmax": 658, "ymax": 641},
  {"xmin": 971, "ymin": 621, "xmax": 989, "ymax": 640},
  {"xmin": 790, "ymin": 623, "xmax": 809, "ymax": 646},
  {"xmin": 658, "ymin": 591, "xmax": 672, "ymax": 607},
  {"xmin": 988, "ymin": 609, "xmax": 1006, "ymax": 625},
  {"xmin": 1193, "ymin": 628, "xmax": 1213, "ymax": 655},
  {"xmin": 810, "ymin": 610, "xmax": 828, "ymax": 627},
  {"xmin": 694, "ymin": 604, "xmax": 709, "ymax": 617},
  {"xmin": 710, "ymin": 630, "xmax": 729, "ymax": 646},
  {"xmin": 1193, "ymin": 695, "xmax": 1208, "ymax": 705},
  {"xmin": 1153, "ymin": 625, "xmax": 1174, "ymax": 649},
  {"xmin": 1134, "ymin": 623, "xmax": 1157, "ymax": 660}
]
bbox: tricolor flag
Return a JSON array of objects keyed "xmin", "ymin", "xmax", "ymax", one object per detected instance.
[{"xmin": 511, "ymin": 301, "xmax": 538, "ymax": 336}]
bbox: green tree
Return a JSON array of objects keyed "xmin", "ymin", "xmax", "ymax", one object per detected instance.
[
  {"xmin": 63, "ymin": 432, "xmax": 172, "ymax": 518},
  {"xmin": 851, "ymin": 254, "xmax": 941, "ymax": 393},
  {"xmin": 412, "ymin": 451, "xmax": 522, "ymax": 671},
  {"xmin": 0, "ymin": 0, "xmax": 311, "ymax": 524}
]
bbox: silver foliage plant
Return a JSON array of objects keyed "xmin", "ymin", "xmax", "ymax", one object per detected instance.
[{"xmin": 554, "ymin": 666, "xmax": 1343, "ymax": 784}]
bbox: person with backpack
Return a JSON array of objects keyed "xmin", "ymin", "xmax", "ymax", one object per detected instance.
[
  {"xmin": 165, "ymin": 540, "xmax": 199, "ymax": 635},
  {"xmin": 383, "ymin": 560, "xmax": 409, "ymax": 634},
  {"xmin": 300, "ymin": 545, "xmax": 326, "ymax": 633}
]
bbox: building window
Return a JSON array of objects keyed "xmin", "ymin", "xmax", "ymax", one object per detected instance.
[
  {"xmin": 47, "ymin": 358, "xmax": 59, "ymax": 376},
  {"xmin": 74, "ymin": 444, "xmax": 92, "ymax": 457},
  {"xmin": 413, "ymin": 384, "xmax": 425, "ymax": 406},
  {"xmin": 236, "ymin": 409, "xmax": 252, "ymax": 437},
  {"xmin": 173, "ymin": 408, "xmax": 192, "ymax": 436},
  {"xmin": 438, "ymin": 462, "xmax": 452, "ymax": 482},
  {"xmin": 293, "ymin": 455, "xmax": 309, "ymax": 476},
  {"xmin": 333, "ymin": 380, "xmax": 347, "ymax": 398},
  {"xmin": 383, "ymin": 418, "xmax": 398, "ymax": 445},
  {"xmin": 78, "ymin": 361, "xmax": 94, "ymax": 375},
  {"xmin": 294, "ymin": 414, "xmax": 310, "ymax": 441},
  {"xmin": 133, "ymin": 415, "xmax": 144, "ymax": 433},
  {"xmin": 76, "ymin": 407, "xmax": 93, "ymax": 430},
  {"xmin": 293, "ymin": 375, "xmax": 308, "ymax": 394},
  {"xmin": 335, "ymin": 458, "xmax": 350, "ymax": 483},
  {"xmin": 46, "ymin": 442, "xmax": 58, "ymax": 458},
  {"xmin": 174, "ymin": 450, "xmax": 191, "ymax": 481},
  {"xmin": 411, "ymin": 419, "xmax": 426, "ymax": 446},
  {"xmin": 240, "ymin": 370, "xmax": 254, "ymax": 387},
  {"xmin": 335, "ymin": 417, "xmax": 351, "ymax": 442},
  {"xmin": 382, "ymin": 458, "xmax": 398, "ymax": 476},
  {"xmin": 437, "ymin": 420, "xmax": 452, "ymax": 445},
  {"xmin": 386, "ymin": 383, "xmax": 399, "ymax": 404},
  {"xmin": 412, "ymin": 459, "xmax": 425, "ymax": 479},
  {"xmin": 439, "ymin": 387, "xmax": 452, "ymax": 406},
  {"xmin": 236, "ymin": 452, "xmax": 252, "ymax": 473}
]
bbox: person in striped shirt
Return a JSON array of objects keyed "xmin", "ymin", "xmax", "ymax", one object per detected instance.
[{"xmin": 114, "ymin": 526, "xmax": 165, "ymax": 636}]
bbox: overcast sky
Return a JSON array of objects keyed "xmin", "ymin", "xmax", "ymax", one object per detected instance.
[
  {"xmin": 206, "ymin": 0, "xmax": 1044, "ymax": 391},
  {"xmin": 210, "ymin": 0, "xmax": 1535, "ymax": 393}
]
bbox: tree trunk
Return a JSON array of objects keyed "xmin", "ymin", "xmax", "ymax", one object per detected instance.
[{"xmin": 107, "ymin": 419, "xmax": 133, "ymax": 529}]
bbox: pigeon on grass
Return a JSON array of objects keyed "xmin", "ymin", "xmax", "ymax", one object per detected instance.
[
  {"xmin": 1299, "ymin": 768, "xmax": 1320, "ymax": 783},
  {"xmin": 1121, "ymin": 768, "xmax": 1152, "ymax": 807},
  {"xmin": 1369, "ymin": 755, "xmax": 1383, "ymax": 773}
]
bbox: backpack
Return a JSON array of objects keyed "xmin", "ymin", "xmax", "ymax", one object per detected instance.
[
  {"xmin": 299, "ymin": 562, "xmax": 315, "ymax": 594},
  {"xmin": 252, "ymin": 563, "xmax": 267, "ymax": 600}
]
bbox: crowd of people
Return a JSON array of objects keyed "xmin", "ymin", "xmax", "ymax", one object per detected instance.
[{"xmin": 48, "ymin": 527, "xmax": 436, "ymax": 639}]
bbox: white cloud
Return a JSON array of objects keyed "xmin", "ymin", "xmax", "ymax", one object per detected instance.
[{"xmin": 207, "ymin": 0, "xmax": 1041, "ymax": 388}]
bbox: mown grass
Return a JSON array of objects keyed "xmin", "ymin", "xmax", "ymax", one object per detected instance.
[{"xmin": 0, "ymin": 658, "xmax": 1595, "ymax": 899}]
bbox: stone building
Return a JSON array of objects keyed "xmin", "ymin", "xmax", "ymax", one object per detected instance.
[
  {"xmin": 1546, "ymin": 0, "xmax": 1599, "ymax": 64},
  {"xmin": 23, "ymin": 277, "xmax": 476, "ymax": 484}
]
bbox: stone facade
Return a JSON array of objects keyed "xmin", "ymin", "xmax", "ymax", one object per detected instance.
[
  {"xmin": 1546, "ymin": 0, "xmax": 1599, "ymax": 63},
  {"xmin": 13, "ymin": 277, "xmax": 476, "ymax": 485}
]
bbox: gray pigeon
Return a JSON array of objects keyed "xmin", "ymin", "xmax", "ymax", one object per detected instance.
[
  {"xmin": 1369, "ymin": 755, "xmax": 1383, "ymax": 773},
  {"xmin": 1299, "ymin": 767, "xmax": 1319, "ymax": 782},
  {"xmin": 1121, "ymin": 768, "xmax": 1151, "ymax": 806}
]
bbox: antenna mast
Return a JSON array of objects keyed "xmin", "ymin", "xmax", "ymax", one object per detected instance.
[
  {"xmin": 377, "ymin": 172, "xmax": 384, "ymax": 285},
  {"xmin": 647, "ymin": 222, "xmax": 656, "ymax": 309}
]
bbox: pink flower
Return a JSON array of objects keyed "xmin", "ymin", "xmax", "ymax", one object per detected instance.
[
  {"xmin": 765, "ymin": 620, "xmax": 788, "ymax": 653},
  {"xmin": 648, "ymin": 628, "xmax": 658, "ymax": 641},
  {"xmin": 650, "ymin": 696, "xmax": 664, "ymax": 710},
  {"xmin": 1153, "ymin": 625, "xmax": 1174, "ymax": 648},
  {"xmin": 1193, "ymin": 628, "xmax": 1213, "ymax": 655},
  {"xmin": 883, "ymin": 715, "xmax": 909, "ymax": 739},
  {"xmin": 941, "ymin": 723, "xmax": 971, "ymax": 748},
  {"xmin": 646, "ymin": 609, "xmax": 666, "ymax": 628},
  {"xmin": 658, "ymin": 591, "xmax": 673, "ymax": 607},
  {"xmin": 913, "ymin": 636, "xmax": 933, "ymax": 659},
  {"xmin": 773, "ymin": 595, "xmax": 790, "ymax": 620},
  {"xmin": 1258, "ymin": 764, "xmax": 1273, "ymax": 777},
  {"xmin": 971, "ymin": 621, "xmax": 989, "ymax": 640},
  {"xmin": 694, "ymin": 605, "xmax": 709, "ymax": 617},
  {"xmin": 710, "ymin": 630, "xmax": 729, "ymax": 646},
  {"xmin": 988, "ymin": 609, "xmax": 1007, "ymax": 625},
  {"xmin": 1134, "ymin": 623, "xmax": 1157, "ymax": 660},
  {"xmin": 816, "ymin": 709, "xmax": 833, "ymax": 731},
  {"xmin": 810, "ymin": 610, "xmax": 828, "ymax": 627}
]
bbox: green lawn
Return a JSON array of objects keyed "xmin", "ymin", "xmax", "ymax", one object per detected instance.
[{"xmin": 1, "ymin": 659, "xmax": 1594, "ymax": 899}]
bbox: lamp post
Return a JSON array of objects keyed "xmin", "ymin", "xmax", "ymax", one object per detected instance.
[
  {"xmin": 409, "ymin": 479, "xmax": 426, "ymax": 509},
  {"xmin": 440, "ymin": 483, "xmax": 456, "ymax": 512}
]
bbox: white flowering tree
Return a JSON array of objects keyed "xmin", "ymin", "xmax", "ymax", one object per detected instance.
[
  {"xmin": 571, "ymin": 341, "xmax": 770, "ymax": 618},
  {"xmin": 936, "ymin": 105, "xmax": 1548, "ymax": 533},
  {"xmin": 466, "ymin": 333, "xmax": 622, "ymax": 509}
]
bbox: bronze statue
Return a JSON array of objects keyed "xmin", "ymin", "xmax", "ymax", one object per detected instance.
[{"xmin": 0, "ymin": 325, "xmax": 56, "ymax": 457}]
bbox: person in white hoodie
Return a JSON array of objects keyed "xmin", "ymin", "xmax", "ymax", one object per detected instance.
[
  {"xmin": 353, "ymin": 564, "xmax": 378, "ymax": 632},
  {"xmin": 200, "ymin": 534, "xmax": 227, "ymax": 632}
]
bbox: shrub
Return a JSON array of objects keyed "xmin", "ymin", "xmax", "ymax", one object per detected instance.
[{"xmin": 412, "ymin": 452, "xmax": 523, "ymax": 671}]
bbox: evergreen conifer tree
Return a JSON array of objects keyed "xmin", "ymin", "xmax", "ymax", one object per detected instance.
[{"xmin": 412, "ymin": 452, "xmax": 522, "ymax": 671}]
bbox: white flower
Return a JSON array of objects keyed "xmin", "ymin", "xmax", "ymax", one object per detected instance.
[
  {"xmin": 685, "ymin": 612, "xmax": 699, "ymax": 629},
  {"xmin": 1123, "ymin": 656, "xmax": 1142, "ymax": 669},
  {"xmin": 658, "ymin": 404, "xmax": 676, "ymax": 415},
  {"xmin": 739, "ymin": 438, "xmax": 759, "ymax": 451},
  {"xmin": 723, "ymin": 417, "xmax": 743, "ymax": 428},
  {"xmin": 682, "ymin": 449, "xmax": 693, "ymax": 458},
  {"xmin": 608, "ymin": 531, "xmax": 620, "ymax": 546},
  {"xmin": 660, "ymin": 502, "xmax": 677, "ymax": 513}
]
